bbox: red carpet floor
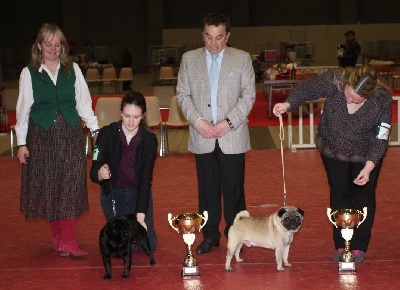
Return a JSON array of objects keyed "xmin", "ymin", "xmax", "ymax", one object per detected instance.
[
  {"xmin": 1, "ymin": 148, "xmax": 400, "ymax": 289},
  {"xmin": 248, "ymin": 92, "xmax": 299, "ymax": 126}
]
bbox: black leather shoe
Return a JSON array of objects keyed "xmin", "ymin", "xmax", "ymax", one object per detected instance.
[{"xmin": 195, "ymin": 239, "xmax": 220, "ymax": 254}]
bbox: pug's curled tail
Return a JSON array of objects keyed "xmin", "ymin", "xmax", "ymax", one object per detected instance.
[{"xmin": 234, "ymin": 210, "xmax": 250, "ymax": 223}]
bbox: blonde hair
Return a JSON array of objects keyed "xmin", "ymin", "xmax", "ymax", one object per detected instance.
[
  {"xmin": 30, "ymin": 23, "xmax": 71, "ymax": 70},
  {"xmin": 335, "ymin": 66, "xmax": 392, "ymax": 98}
]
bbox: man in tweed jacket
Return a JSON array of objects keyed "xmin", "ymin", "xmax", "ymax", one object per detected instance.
[{"xmin": 177, "ymin": 13, "xmax": 256, "ymax": 254}]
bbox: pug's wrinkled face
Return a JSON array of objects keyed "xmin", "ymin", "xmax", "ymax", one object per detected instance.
[
  {"xmin": 278, "ymin": 207, "xmax": 304, "ymax": 232},
  {"xmin": 110, "ymin": 217, "xmax": 132, "ymax": 241}
]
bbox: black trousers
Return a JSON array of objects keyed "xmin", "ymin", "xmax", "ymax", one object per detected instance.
[
  {"xmin": 194, "ymin": 140, "xmax": 246, "ymax": 242},
  {"xmin": 322, "ymin": 155, "xmax": 383, "ymax": 252}
]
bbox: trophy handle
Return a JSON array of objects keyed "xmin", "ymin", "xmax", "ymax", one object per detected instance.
[
  {"xmin": 357, "ymin": 207, "xmax": 368, "ymax": 228},
  {"xmin": 327, "ymin": 208, "xmax": 338, "ymax": 228},
  {"xmin": 168, "ymin": 213, "xmax": 180, "ymax": 233},
  {"xmin": 198, "ymin": 211, "xmax": 208, "ymax": 231}
]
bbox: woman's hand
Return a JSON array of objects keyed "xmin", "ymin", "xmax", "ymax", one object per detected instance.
[
  {"xmin": 136, "ymin": 213, "xmax": 147, "ymax": 230},
  {"xmin": 273, "ymin": 102, "xmax": 291, "ymax": 117},
  {"xmin": 354, "ymin": 161, "xmax": 375, "ymax": 186},
  {"xmin": 98, "ymin": 164, "xmax": 111, "ymax": 181},
  {"xmin": 17, "ymin": 146, "xmax": 29, "ymax": 164}
]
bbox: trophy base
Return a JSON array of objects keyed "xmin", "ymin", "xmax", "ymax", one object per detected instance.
[
  {"xmin": 339, "ymin": 261, "xmax": 356, "ymax": 274},
  {"xmin": 181, "ymin": 265, "xmax": 200, "ymax": 279}
]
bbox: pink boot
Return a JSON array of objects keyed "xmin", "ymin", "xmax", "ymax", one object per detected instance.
[
  {"xmin": 53, "ymin": 235, "xmax": 61, "ymax": 252},
  {"xmin": 49, "ymin": 220, "xmax": 61, "ymax": 252},
  {"xmin": 58, "ymin": 218, "xmax": 88, "ymax": 257},
  {"xmin": 58, "ymin": 240, "xmax": 88, "ymax": 257}
]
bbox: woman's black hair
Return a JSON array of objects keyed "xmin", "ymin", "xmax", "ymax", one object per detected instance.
[
  {"xmin": 121, "ymin": 91, "xmax": 147, "ymax": 113},
  {"xmin": 120, "ymin": 91, "xmax": 147, "ymax": 125}
]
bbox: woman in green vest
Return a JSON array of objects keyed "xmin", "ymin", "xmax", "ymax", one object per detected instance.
[{"xmin": 15, "ymin": 23, "xmax": 100, "ymax": 256}]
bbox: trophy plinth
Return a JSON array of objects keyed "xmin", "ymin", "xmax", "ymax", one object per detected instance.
[
  {"xmin": 168, "ymin": 212, "xmax": 208, "ymax": 278},
  {"xmin": 327, "ymin": 207, "xmax": 367, "ymax": 274}
]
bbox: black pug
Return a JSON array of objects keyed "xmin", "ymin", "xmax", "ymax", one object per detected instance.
[{"xmin": 99, "ymin": 214, "xmax": 156, "ymax": 280}]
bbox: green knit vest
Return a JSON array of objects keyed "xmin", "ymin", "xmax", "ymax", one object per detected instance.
[{"xmin": 28, "ymin": 65, "xmax": 79, "ymax": 131}]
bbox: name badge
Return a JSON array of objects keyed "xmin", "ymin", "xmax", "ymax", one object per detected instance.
[
  {"xmin": 376, "ymin": 122, "xmax": 391, "ymax": 141},
  {"xmin": 93, "ymin": 147, "xmax": 99, "ymax": 160}
]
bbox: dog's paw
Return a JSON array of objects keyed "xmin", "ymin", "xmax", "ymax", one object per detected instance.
[
  {"xmin": 277, "ymin": 266, "xmax": 285, "ymax": 271},
  {"xmin": 103, "ymin": 273, "xmax": 111, "ymax": 280},
  {"xmin": 236, "ymin": 258, "xmax": 244, "ymax": 263},
  {"xmin": 122, "ymin": 274, "xmax": 130, "ymax": 279},
  {"xmin": 226, "ymin": 267, "xmax": 233, "ymax": 272},
  {"xmin": 150, "ymin": 258, "xmax": 156, "ymax": 266}
]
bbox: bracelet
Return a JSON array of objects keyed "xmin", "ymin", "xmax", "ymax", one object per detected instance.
[
  {"xmin": 91, "ymin": 129, "xmax": 100, "ymax": 137},
  {"xmin": 18, "ymin": 144, "xmax": 26, "ymax": 148},
  {"xmin": 225, "ymin": 117, "xmax": 234, "ymax": 129}
]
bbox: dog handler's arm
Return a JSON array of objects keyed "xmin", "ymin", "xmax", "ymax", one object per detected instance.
[
  {"xmin": 273, "ymin": 102, "xmax": 291, "ymax": 117},
  {"xmin": 98, "ymin": 164, "xmax": 111, "ymax": 181},
  {"xmin": 136, "ymin": 213, "xmax": 147, "ymax": 230},
  {"xmin": 354, "ymin": 160, "xmax": 375, "ymax": 186},
  {"xmin": 90, "ymin": 127, "xmax": 112, "ymax": 184},
  {"xmin": 17, "ymin": 145, "xmax": 29, "ymax": 164}
]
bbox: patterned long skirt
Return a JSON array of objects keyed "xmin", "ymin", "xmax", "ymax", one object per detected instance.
[{"xmin": 20, "ymin": 112, "xmax": 89, "ymax": 221}]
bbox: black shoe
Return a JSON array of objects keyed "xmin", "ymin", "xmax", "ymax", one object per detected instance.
[{"xmin": 195, "ymin": 239, "xmax": 220, "ymax": 254}]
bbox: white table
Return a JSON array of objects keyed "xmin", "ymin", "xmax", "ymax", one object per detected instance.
[{"xmin": 263, "ymin": 78, "xmax": 307, "ymax": 118}]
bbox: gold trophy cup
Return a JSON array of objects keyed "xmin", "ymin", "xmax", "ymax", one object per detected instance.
[
  {"xmin": 168, "ymin": 211, "xmax": 208, "ymax": 278},
  {"xmin": 327, "ymin": 207, "xmax": 367, "ymax": 273}
]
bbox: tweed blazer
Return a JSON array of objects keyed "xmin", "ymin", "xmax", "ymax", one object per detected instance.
[{"xmin": 176, "ymin": 47, "xmax": 256, "ymax": 154}]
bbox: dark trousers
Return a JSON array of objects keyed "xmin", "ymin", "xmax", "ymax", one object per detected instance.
[
  {"xmin": 194, "ymin": 140, "xmax": 246, "ymax": 242},
  {"xmin": 100, "ymin": 187, "xmax": 157, "ymax": 251},
  {"xmin": 322, "ymin": 155, "xmax": 383, "ymax": 252}
]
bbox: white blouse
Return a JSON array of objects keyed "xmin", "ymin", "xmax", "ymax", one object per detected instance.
[{"xmin": 15, "ymin": 62, "xmax": 99, "ymax": 145}]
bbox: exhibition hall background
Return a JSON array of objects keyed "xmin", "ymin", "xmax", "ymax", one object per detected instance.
[{"xmin": 0, "ymin": 0, "xmax": 399, "ymax": 73}]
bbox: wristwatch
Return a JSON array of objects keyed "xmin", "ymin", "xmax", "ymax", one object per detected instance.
[
  {"xmin": 225, "ymin": 117, "xmax": 234, "ymax": 129},
  {"xmin": 91, "ymin": 129, "xmax": 100, "ymax": 137}
]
